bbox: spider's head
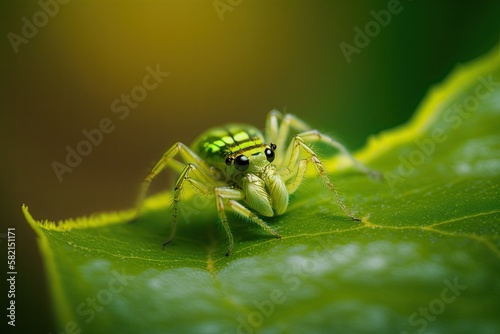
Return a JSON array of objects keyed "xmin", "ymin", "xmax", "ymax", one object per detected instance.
[
  {"xmin": 225, "ymin": 143, "xmax": 288, "ymax": 217},
  {"xmin": 224, "ymin": 143, "xmax": 277, "ymax": 175}
]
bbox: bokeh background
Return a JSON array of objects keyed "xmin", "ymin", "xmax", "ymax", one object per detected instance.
[{"xmin": 1, "ymin": 0, "xmax": 499, "ymax": 332}]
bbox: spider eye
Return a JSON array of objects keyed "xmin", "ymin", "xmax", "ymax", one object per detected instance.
[
  {"xmin": 265, "ymin": 144, "xmax": 276, "ymax": 162},
  {"xmin": 225, "ymin": 157, "xmax": 233, "ymax": 166},
  {"xmin": 234, "ymin": 155, "xmax": 249, "ymax": 171}
]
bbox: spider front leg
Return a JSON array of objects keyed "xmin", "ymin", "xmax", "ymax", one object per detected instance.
[
  {"xmin": 265, "ymin": 110, "xmax": 381, "ymax": 179},
  {"xmin": 214, "ymin": 187, "xmax": 281, "ymax": 256},
  {"xmin": 280, "ymin": 136, "xmax": 361, "ymax": 221},
  {"xmin": 265, "ymin": 110, "xmax": 305, "ymax": 163},
  {"xmin": 297, "ymin": 130, "xmax": 382, "ymax": 180},
  {"xmin": 164, "ymin": 163, "xmax": 219, "ymax": 248},
  {"xmin": 134, "ymin": 142, "xmax": 213, "ymax": 219},
  {"xmin": 163, "ymin": 166, "xmax": 280, "ymax": 256}
]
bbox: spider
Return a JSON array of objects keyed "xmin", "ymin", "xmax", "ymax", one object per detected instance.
[{"xmin": 135, "ymin": 110, "xmax": 378, "ymax": 256}]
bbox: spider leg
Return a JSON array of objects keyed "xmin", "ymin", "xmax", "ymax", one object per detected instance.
[
  {"xmin": 281, "ymin": 159, "xmax": 308, "ymax": 194},
  {"xmin": 265, "ymin": 109, "xmax": 282, "ymax": 147},
  {"xmin": 163, "ymin": 163, "xmax": 218, "ymax": 247},
  {"xmin": 266, "ymin": 111, "xmax": 380, "ymax": 178},
  {"xmin": 296, "ymin": 130, "xmax": 382, "ymax": 179},
  {"xmin": 164, "ymin": 168, "xmax": 281, "ymax": 256},
  {"xmin": 264, "ymin": 110, "xmax": 311, "ymax": 164},
  {"xmin": 280, "ymin": 136, "xmax": 361, "ymax": 221},
  {"xmin": 134, "ymin": 142, "xmax": 213, "ymax": 219},
  {"xmin": 214, "ymin": 187, "xmax": 281, "ymax": 256}
]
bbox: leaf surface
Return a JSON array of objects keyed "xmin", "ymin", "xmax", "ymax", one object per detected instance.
[{"xmin": 24, "ymin": 48, "xmax": 500, "ymax": 334}]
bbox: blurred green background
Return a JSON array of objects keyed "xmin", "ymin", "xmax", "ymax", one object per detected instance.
[{"xmin": 1, "ymin": 0, "xmax": 499, "ymax": 332}]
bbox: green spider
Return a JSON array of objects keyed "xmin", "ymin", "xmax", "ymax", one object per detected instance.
[{"xmin": 135, "ymin": 110, "xmax": 378, "ymax": 256}]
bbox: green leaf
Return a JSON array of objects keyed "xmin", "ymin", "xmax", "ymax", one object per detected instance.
[{"xmin": 24, "ymin": 48, "xmax": 500, "ymax": 334}]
